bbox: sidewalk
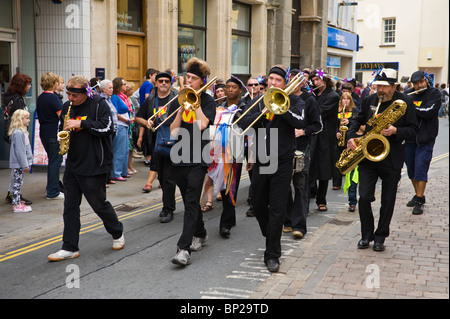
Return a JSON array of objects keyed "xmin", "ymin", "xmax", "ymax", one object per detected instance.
[
  {"xmin": 0, "ymin": 157, "xmax": 164, "ymax": 252},
  {"xmin": 251, "ymin": 159, "xmax": 449, "ymax": 299}
]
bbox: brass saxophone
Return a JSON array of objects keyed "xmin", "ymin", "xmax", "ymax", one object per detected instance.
[
  {"xmin": 337, "ymin": 106, "xmax": 348, "ymax": 147},
  {"xmin": 58, "ymin": 102, "xmax": 73, "ymax": 155},
  {"xmin": 335, "ymin": 99, "xmax": 407, "ymax": 175}
]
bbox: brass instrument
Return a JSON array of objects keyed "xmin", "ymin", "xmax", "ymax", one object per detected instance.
[
  {"xmin": 58, "ymin": 102, "xmax": 73, "ymax": 155},
  {"xmin": 231, "ymin": 73, "xmax": 307, "ymax": 136},
  {"xmin": 335, "ymin": 99, "xmax": 407, "ymax": 175},
  {"xmin": 337, "ymin": 105, "xmax": 348, "ymax": 147},
  {"xmin": 147, "ymin": 94, "xmax": 179, "ymax": 128},
  {"xmin": 151, "ymin": 77, "xmax": 217, "ymax": 132}
]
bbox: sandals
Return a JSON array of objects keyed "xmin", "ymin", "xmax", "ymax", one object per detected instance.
[
  {"xmin": 318, "ymin": 204, "xmax": 328, "ymax": 211},
  {"xmin": 201, "ymin": 201, "xmax": 214, "ymax": 213}
]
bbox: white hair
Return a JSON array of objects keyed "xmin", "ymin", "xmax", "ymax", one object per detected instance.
[{"xmin": 99, "ymin": 79, "xmax": 112, "ymax": 92}]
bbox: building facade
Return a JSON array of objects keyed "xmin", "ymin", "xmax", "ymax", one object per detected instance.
[
  {"xmin": 1, "ymin": 0, "xmax": 357, "ymax": 167},
  {"xmin": 356, "ymin": 0, "xmax": 449, "ymax": 86}
]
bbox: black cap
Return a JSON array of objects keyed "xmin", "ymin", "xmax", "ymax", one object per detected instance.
[
  {"xmin": 411, "ymin": 70, "xmax": 425, "ymax": 83},
  {"xmin": 155, "ymin": 72, "xmax": 172, "ymax": 82}
]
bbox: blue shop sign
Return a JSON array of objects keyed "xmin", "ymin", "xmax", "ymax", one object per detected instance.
[{"xmin": 328, "ymin": 26, "xmax": 358, "ymax": 51}]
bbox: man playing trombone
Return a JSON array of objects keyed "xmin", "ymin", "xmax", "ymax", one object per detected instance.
[
  {"xmin": 135, "ymin": 71, "xmax": 178, "ymax": 223},
  {"xmin": 164, "ymin": 58, "xmax": 216, "ymax": 266},
  {"xmin": 237, "ymin": 65, "xmax": 308, "ymax": 272}
]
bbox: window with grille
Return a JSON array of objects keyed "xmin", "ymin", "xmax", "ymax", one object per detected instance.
[{"xmin": 383, "ymin": 18, "xmax": 396, "ymax": 44}]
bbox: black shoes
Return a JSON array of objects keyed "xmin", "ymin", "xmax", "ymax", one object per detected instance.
[
  {"xmin": 407, "ymin": 195, "xmax": 425, "ymax": 215},
  {"xmin": 265, "ymin": 259, "xmax": 280, "ymax": 272},
  {"xmin": 407, "ymin": 195, "xmax": 425, "ymax": 207},
  {"xmin": 372, "ymin": 242, "xmax": 385, "ymax": 251},
  {"xmin": 160, "ymin": 211, "xmax": 173, "ymax": 223},
  {"xmin": 357, "ymin": 239, "xmax": 385, "ymax": 251},
  {"xmin": 5, "ymin": 192, "xmax": 32, "ymax": 205},
  {"xmin": 220, "ymin": 227, "xmax": 231, "ymax": 238},
  {"xmin": 357, "ymin": 239, "xmax": 370, "ymax": 249}
]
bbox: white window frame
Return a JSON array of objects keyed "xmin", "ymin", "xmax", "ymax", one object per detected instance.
[{"xmin": 382, "ymin": 18, "xmax": 396, "ymax": 44}]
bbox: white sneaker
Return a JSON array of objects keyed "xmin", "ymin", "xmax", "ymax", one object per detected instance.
[
  {"xmin": 112, "ymin": 234, "xmax": 125, "ymax": 250},
  {"xmin": 47, "ymin": 249, "xmax": 79, "ymax": 261},
  {"xmin": 13, "ymin": 203, "xmax": 32, "ymax": 213},
  {"xmin": 47, "ymin": 193, "xmax": 64, "ymax": 200},
  {"xmin": 171, "ymin": 249, "xmax": 191, "ymax": 266},
  {"xmin": 190, "ymin": 234, "xmax": 208, "ymax": 252}
]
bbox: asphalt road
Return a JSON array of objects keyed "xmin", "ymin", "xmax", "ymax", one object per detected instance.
[{"xmin": 0, "ymin": 118, "xmax": 448, "ymax": 300}]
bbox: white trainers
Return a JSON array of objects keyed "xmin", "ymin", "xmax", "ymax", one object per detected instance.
[
  {"xmin": 13, "ymin": 203, "xmax": 32, "ymax": 213},
  {"xmin": 112, "ymin": 234, "xmax": 125, "ymax": 250},
  {"xmin": 46, "ymin": 193, "xmax": 64, "ymax": 200},
  {"xmin": 171, "ymin": 249, "xmax": 191, "ymax": 266},
  {"xmin": 47, "ymin": 249, "xmax": 80, "ymax": 261},
  {"xmin": 190, "ymin": 234, "xmax": 208, "ymax": 252}
]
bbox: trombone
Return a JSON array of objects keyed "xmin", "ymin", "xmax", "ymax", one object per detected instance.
[
  {"xmin": 231, "ymin": 73, "xmax": 307, "ymax": 137},
  {"xmin": 150, "ymin": 77, "xmax": 217, "ymax": 132},
  {"xmin": 147, "ymin": 94, "xmax": 179, "ymax": 128}
]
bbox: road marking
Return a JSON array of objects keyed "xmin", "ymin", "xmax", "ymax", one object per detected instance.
[{"xmin": 0, "ymin": 173, "xmax": 251, "ymax": 263}]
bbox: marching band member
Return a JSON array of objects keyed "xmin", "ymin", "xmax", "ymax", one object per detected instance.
[
  {"xmin": 209, "ymin": 77, "xmax": 246, "ymax": 238},
  {"xmin": 238, "ymin": 65, "xmax": 307, "ymax": 272},
  {"xmin": 404, "ymin": 70, "xmax": 441, "ymax": 215},
  {"xmin": 309, "ymin": 69, "xmax": 340, "ymax": 212},
  {"xmin": 346, "ymin": 68, "xmax": 418, "ymax": 251},
  {"xmin": 135, "ymin": 71, "xmax": 178, "ymax": 223},
  {"xmin": 284, "ymin": 69, "xmax": 322, "ymax": 239},
  {"xmin": 166, "ymin": 58, "xmax": 216, "ymax": 266}
]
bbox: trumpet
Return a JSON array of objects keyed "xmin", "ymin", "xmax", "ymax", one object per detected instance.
[
  {"xmin": 150, "ymin": 77, "xmax": 217, "ymax": 132},
  {"xmin": 231, "ymin": 73, "xmax": 307, "ymax": 137},
  {"xmin": 58, "ymin": 102, "xmax": 73, "ymax": 155}
]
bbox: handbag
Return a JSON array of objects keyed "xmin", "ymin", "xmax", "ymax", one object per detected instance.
[{"xmin": 293, "ymin": 144, "xmax": 309, "ymax": 173}]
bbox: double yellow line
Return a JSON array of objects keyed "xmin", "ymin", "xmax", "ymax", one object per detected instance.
[
  {"xmin": 0, "ymin": 196, "xmax": 183, "ymax": 263},
  {"xmin": 0, "ymin": 173, "xmax": 251, "ymax": 263},
  {"xmin": 431, "ymin": 152, "xmax": 449, "ymax": 164}
]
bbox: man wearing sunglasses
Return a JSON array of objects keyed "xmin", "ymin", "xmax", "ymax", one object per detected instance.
[{"xmin": 135, "ymin": 72, "xmax": 178, "ymax": 223}]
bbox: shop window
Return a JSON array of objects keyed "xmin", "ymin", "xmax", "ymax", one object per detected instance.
[
  {"xmin": 117, "ymin": 0, "xmax": 143, "ymax": 32},
  {"xmin": 231, "ymin": 2, "xmax": 251, "ymax": 75},
  {"xmin": 178, "ymin": 0, "xmax": 206, "ymax": 74}
]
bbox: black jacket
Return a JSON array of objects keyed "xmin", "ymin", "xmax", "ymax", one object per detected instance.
[
  {"xmin": 238, "ymin": 93, "xmax": 307, "ymax": 165},
  {"xmin": 348, "ymin": 91, "xmax": 418, "ymax": 169},
  {"xmin": 59, "ymin": 95, "xmax": 115, "ymax": 175},
  {"xmin": 407, "ymin": 86, "xmax": 441, "ymax": 145}
]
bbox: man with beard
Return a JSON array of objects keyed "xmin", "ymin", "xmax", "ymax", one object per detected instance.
[{"xmin": 346, "ymin": 68, "xmax": 418, "ymax": 252}]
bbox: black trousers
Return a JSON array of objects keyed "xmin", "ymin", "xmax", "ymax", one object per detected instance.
[
  {"xmin": 358, "ymin": 160, "xmax": 401, "ymax": 243},
  {"xmin": 173, "ymin": 165, "xmax": 207, "ymax": 252},
  {"xmin": 155, "ymin": 154, "xmax": 176, "ymax": 213},
  {"xmin": 285, "ymin": 155, "xmax": 311, "ymax": 234},
  {"xmin": 219, "ymin": 162, "xmax": 243, "ymax": 229},
  {"xmin": 62, "ymin": 168, "xmax": 123, "ymax": 252},
  {"xmin": 252, "ymin": 159, "xmax": 293, "ymax": 262}
]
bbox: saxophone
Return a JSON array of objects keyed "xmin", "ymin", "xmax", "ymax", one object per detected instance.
[
  {"xmin": 58, "ymin": 102, "xmax": 73, "ymax": 155},
  {"xmin": 335, "ymin": 99, "xmax": 407, "ymax": 175},
  {"xmin": 337, "ymin": 106, "xmax": 348, "ymax": 147}
]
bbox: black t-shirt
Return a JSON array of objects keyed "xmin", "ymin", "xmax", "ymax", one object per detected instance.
[
  {"xmin": 165, "ymin": 92, "xmax": 216, "ymax": 166},
  {"xmin": 36, "ymin": 92, "xmax": 63, "ymax": 139}
]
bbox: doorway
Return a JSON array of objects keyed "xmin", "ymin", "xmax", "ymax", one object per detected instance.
[{"xmin": 117, "ymin": 33, "xmax": 145, "ymax": 89}]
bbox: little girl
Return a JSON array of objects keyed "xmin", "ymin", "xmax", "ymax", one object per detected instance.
[{"xmin": 8, "ymin": 109, "xmax": 33, "ymax": 213}]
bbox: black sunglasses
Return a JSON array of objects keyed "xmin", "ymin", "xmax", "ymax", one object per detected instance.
[{"xmin": 248, "ymin": 83, "xmax": 259, "ymax": 87}]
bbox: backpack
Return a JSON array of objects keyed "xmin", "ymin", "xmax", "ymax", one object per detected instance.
[{"xmin": 2, "ymin": 95, "xmax": 17, "ymax": 144}]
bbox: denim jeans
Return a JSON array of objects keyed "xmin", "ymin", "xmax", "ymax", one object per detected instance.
[
  {"xmin": 112, "ymin": 125, "xmax": 129, "ymax": 178},
  {"xmin": 40, "ymin": 136, "xmax": 63, "ymax": 198}
]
